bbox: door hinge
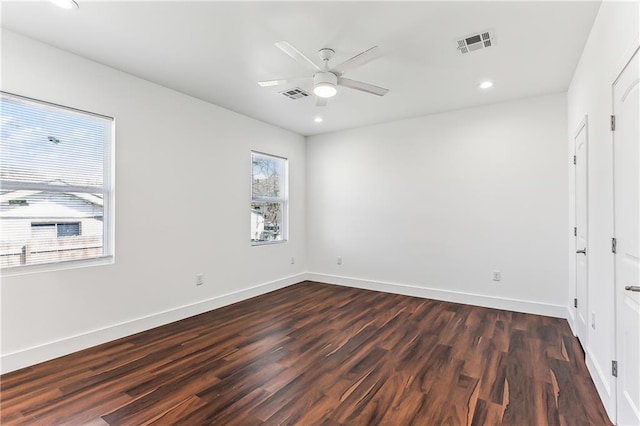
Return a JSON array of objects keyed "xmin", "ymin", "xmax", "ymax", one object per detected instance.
[
  {"xmin": 574, "ymin": 227, "xmax": 577, "ymax": 237},
  {"xmin": 612, "ymin": 237, "xmax": 617, "ymax": 254},
  {"xmin": 611, "ymin": 115, "xmax": 616, "ymax": 131},
  {"xmin": 612, "ymin": 360, "xmax": 618, "ymax": 377},
  {"xmin": 573, "ymin": 155, "xmax": 576, "ymax": 165},
  {"xmin": 574, "ymin": 298, "xmax": 578, "ymax": 308}
]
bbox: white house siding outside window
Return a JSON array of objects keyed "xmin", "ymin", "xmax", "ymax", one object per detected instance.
[
  {"xmin": 251, "ymin": 151, "xmax": 287, "ymax": 244},
  {"xmin": 0, "ymin": 92, "xmax": 114, "ymax": 269}
]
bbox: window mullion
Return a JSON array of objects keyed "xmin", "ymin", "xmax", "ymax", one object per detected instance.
[
  {"xmin": 251, "ymin": 195, "xmax": 286, "ymax": 203},
  {"xmin": 0, "ymin": 181, "xmax": 104, "ymax": 194}
]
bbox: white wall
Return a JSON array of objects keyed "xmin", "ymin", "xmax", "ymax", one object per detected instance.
[
  {"xmin": 0, "ymin": 30, "xmax": 306, "ymax": 373},
  {"xmin": 307, "ymin": 93, "xmax": 569, "ymax": 317},
  {"xmin": 567, "ymin": 1, "xmax": 639, "ymax": 420}
]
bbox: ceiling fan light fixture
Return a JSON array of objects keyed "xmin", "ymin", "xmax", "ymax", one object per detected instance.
[
  {"xmin": 50, "ymin": 0, "xmax": 79, "ymax": 9},
  {"xmin": 314, "ymin": 83, "xmax": 337, "ymax": 98},
  {"xmin": 313, "ymin": 72, "xmax": 338, "ymax": 98}
]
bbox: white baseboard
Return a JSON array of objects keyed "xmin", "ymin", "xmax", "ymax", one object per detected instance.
[
  {"xmin": 1, "ymin": 272, "xmax": 570, "ymax": 374},
  {"xmin": 306, "ymin": 273, "xmax": 567, "ymax": 318},
  {"xmin": 1, "ymin": 273, "xmax": 306, "ymax": 374},
  {"xmin": 586, "ymin": 348, "xmax": 616, "ymax": 423},
  {"xmin": 566, "ymin": 306, "xmax": 577, "ymax": 336}
]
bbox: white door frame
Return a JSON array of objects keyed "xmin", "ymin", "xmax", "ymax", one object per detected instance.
[
  {"xmin": 574, "ymin": 116, "xmax": 589, "ymax": 346},
  {"xmin": 612, "ymin": 45, "xmax": 640, "ymax": 426}
]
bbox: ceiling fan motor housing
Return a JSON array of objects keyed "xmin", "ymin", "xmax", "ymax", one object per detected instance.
[{"xmin": 314, "ymin": 71, "xmax": 338, "ymax": 87}]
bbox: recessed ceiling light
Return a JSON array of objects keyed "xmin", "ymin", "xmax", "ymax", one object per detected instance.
[
  {"xmin": 314, "ymin": 117, "xmax": 323, "ymax": 123},
  {"xmin": 479, "ymin": 81, "xmax": 494, "ymax": 89},
  {"xmin": 50, "ymin": 0, "xmax": 79, "ymax": 9}
]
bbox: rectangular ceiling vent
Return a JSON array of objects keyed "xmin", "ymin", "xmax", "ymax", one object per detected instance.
[
  {"xmin": 279, "ymin": 87, "xmax": 310, "ymax": 100},
  {"xmin": 457, "ymin": 30, "xmax": 494, "ymax": 54}
]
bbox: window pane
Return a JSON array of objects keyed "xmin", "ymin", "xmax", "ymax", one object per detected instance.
[
  {"xmin": 1, "ymin": 191, "xmax": 104, "ymax": 268},
  {"xmin": 252, "ymin": 152, "xmax": 284, "ymax": 199},
  {"xmin": 31, "ymin": 223, "xmax": 56, "ymax": 239},
  {"xmin": 1, "ymin": 93, "xmax": 112, "ymax": 269},
  {"xmin": 251, "ymin": 202, "xmax": 283, "ymax": 242},
  {"xmin": 1, "ymin": 96, "xmax": 106, "ymax": 188},
  {"xmin": 57, "ymin": 222, "xmax": 81, "ymax": 237}
]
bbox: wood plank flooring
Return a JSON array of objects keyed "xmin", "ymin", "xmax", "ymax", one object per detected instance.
[{"xmin": 1, "ymin": 281, "xmax": 611, "ymax": 425}]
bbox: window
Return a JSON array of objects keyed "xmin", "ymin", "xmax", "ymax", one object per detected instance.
[
  {"xmin": 31, "ymin": 222, "xmax": 81, "ymax": 238},
  {"xmin": 1, "ymin": 92, "xmax": 113, "ymax": 269},
  {"xmin": 251, "ymin": 151, "xmax": 287, "ymax": 244}
]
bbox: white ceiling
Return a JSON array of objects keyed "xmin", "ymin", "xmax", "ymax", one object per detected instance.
[{"xmin": 1, "ymin": 1, "xmax": 600, "ymax": 136}]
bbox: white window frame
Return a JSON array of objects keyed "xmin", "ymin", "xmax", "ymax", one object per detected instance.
[
  {"xmin": 250, "ymin": 151, "xmax": 288, "ymax": 246},
  {"xmin": 0, "ymin": 92, "xmax": 115, "ymax": 274}
]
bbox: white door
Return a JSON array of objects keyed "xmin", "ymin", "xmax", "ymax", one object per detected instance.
[
  {"xmin": 613, "ymin": 46, "xmax": 640, "ymax": 426},
  {"xmin": 574, "ymin": 118, "xmax": 589, "ymax": 346}
]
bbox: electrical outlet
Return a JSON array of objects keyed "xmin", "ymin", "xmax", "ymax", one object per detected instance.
[
  {"xmin": 337, "ymin": 256, "xmax": 342, "ymax": 265},
  {"xmin": 492, "ymin": 271, "xmax": 501, "ymax": 281},
  {"xmin": 591, "ymin": 312, "xmax": 596, "ymax": 329},
  {"xmin": 291, "ymin": 257, "xmax": 295, "ymax": 265},
  {"xmin": 196, "ymin": 273, "xmax": 204, "ymax": 286}
]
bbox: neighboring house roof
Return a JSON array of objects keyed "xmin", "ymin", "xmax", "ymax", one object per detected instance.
[
  {"xmin": 0, "ymin": 190, "xmax": 103, "ymax": 207},
  {"xmin": 1, "ymin": 190, "xmax": 103, "ymax": 219},
  {"xmin": 0, "ymin": 190, "xmax": 39, "ymax": 204}
]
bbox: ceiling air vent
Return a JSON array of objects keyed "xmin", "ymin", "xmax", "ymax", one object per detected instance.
[
  {"xmin": 279, "ymin": 87, "xmax": 310, "ymax": 100},
  {"xmin": 457, "ymin": 30, "xmax": 494, "ymax": 54}
]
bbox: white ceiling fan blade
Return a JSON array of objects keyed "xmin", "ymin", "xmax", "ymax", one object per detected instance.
[
  {"xmin": 338, "ymin": 77, "xmax": 389, "ymax": 96},
  {"xmin": 257, "ymin": 77, "xmax": 305, "ymax": 87},
  {"xmin": 275, "ymin": 41, "xmax": 321, "ymax": 72},
  {"xmin": 257, "ymin": 79, "xmax": 289, "ymax": 87},
  {"xmin": 316, "ymin": 97, "xmax": 327, "ymax": 107},
  {"xmin": 332, "ymin": 46, "xmax": 380, "ymax": 76}
]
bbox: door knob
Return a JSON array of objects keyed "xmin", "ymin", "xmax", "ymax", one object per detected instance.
[
  {"xmin": 576, "ymin": 249, "xmax": 587, "ymax": 254},
  {"xmin": 625, "ymin": 286, "xmax": 640, "ymax": 292}
]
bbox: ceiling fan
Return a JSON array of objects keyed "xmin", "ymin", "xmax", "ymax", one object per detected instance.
[{"xmin": 258, "ymin": 41, "xmax": 389, "ymax": 106}]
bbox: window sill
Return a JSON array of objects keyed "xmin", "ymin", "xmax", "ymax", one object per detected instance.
[{"xmin": 0, "ymin": 255, "xmax": 114, "ymax": 277}]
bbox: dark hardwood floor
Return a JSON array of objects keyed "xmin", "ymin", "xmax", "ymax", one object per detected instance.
[{"xmin": 1, "ymin": 281, "xmax": 611, "ymax": 425}]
